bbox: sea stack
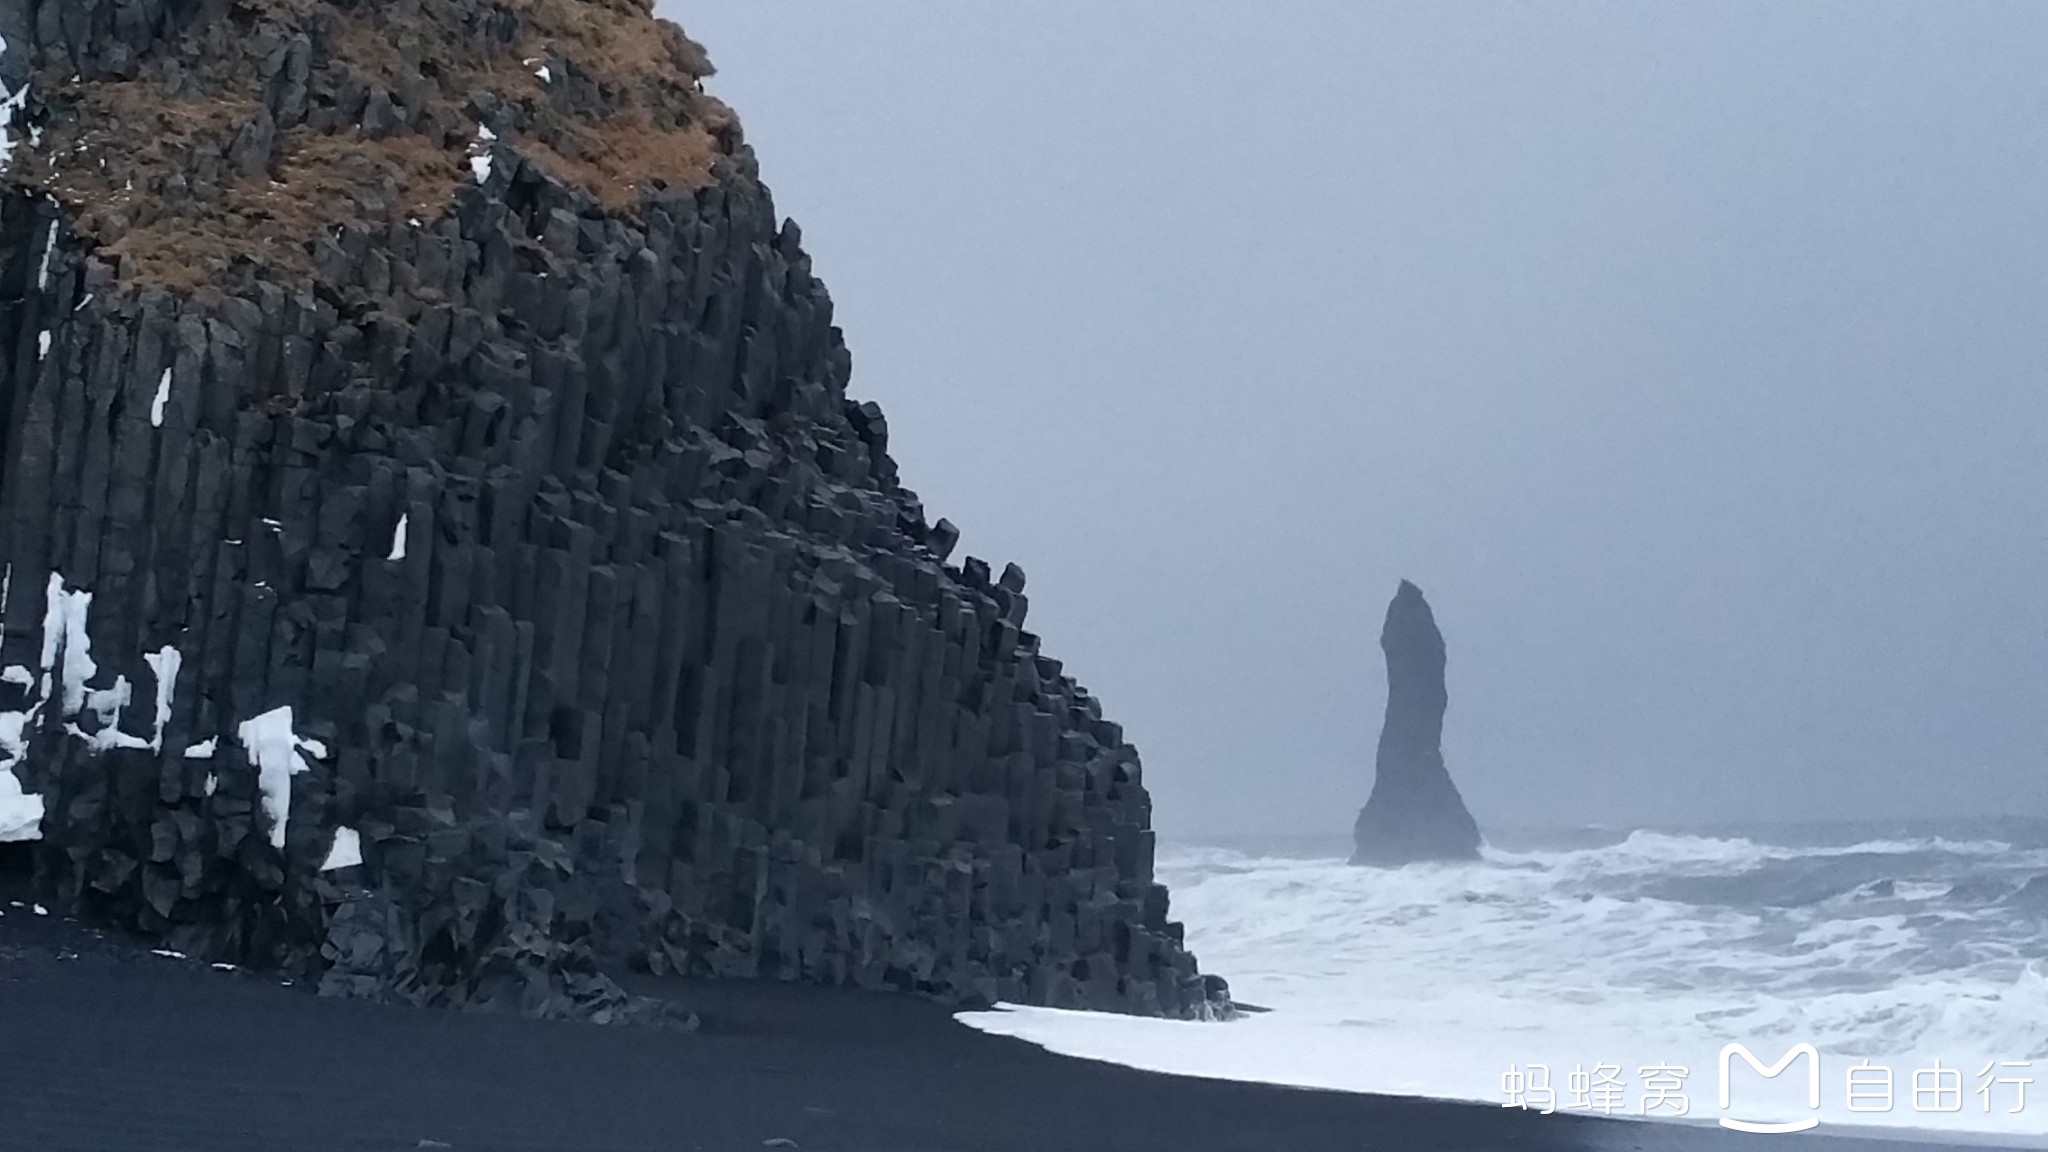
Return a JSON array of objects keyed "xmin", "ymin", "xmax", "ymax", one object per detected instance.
[
  {"xmin": 0, "ymin": 0, "xmax": 1226, "ymax": 1020},
  {"xmin": 1351, "ymin": 581, "xmax": 1483, "ymax": 866}
]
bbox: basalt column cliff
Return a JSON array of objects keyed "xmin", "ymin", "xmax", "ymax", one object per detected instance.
[
  {"xmin": 1351, "ymin": 581, "xmax": 1483, "ymax": 866},
  {"xmin": 0, "ymin": 0, "xmax": 1227, "ymax": 1020}
]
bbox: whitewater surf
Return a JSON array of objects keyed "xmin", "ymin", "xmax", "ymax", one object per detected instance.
[{"xmin": 960, "ymin": 821, "xmax": 2048, "ymax": 1141}]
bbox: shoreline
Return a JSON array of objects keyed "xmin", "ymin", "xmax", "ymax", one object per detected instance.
[
  {"xmin": 2, "ymin": 901, "xmax": 2033, "ymax": 1152},
  {"xmin": 959, "ymin": 1001, "xmax": 2048, "ymax": 1150}
]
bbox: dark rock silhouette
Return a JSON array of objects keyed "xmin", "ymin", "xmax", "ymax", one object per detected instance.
[
  {"xmin": 1351, "ymin": 581, "xmax": 1483, "ymax": 866},
  {"xmin": 0, "ymin": 0, "xmax": 1227, "ymax": 1020}
]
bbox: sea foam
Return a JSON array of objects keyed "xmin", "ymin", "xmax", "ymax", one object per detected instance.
[{"xmin": 960, "ymin": 830, "xmax": 2048, "ymax": 1139}]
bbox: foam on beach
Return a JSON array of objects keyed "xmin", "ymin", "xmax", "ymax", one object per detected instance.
[{"xmin": 961, "ymin": 832, "xmax": 2048, "ymax": 1140}]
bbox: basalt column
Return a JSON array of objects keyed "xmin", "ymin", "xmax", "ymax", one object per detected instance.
[{"xmin": 0, "ymin": 0, "xmax": 1228, "ymax": 1020}]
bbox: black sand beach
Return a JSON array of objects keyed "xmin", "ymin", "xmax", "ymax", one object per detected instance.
[{"xmin": 0, "ymin": 895, "xmax": 2023, "ymax": 1152}]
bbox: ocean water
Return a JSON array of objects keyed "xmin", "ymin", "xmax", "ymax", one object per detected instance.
[{"xmin": 958, "ymin": 820, "xmax": 2048, "ymax": 1142}]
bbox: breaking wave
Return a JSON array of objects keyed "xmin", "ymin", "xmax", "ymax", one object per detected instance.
[{"xmin": 960, "ymin": 825, "xmax": 2048, "ymax": 1140}]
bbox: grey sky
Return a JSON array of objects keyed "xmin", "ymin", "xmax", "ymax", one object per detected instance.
[{"xmin": 667, "ymin": 2, "xmax": 2048, "ymax": 838}]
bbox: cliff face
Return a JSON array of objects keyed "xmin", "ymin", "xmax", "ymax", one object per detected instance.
[
  {"xmin": 1351, "ymin": 581, "xmax": 1482, "ymax": 866},
  {"xmin": 0, "ymin": 0, "xmax": 1226, "ymax": 1019}
]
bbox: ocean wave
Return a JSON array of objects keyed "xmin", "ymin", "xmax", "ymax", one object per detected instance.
[{"xmin": 972, "ymin": 828, "xmax": 2048, "ymax": 1138}]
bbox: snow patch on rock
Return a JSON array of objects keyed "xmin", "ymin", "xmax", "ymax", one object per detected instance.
[
  {"xmin": 469, "ymin": 124, "xmax": 496, "ymax": 184},
  {"xmin": 150, "ymin": 368, "xmax": 171, "ymax": 427},
  {"xmin": 0, "ymin": 573, "xmax": 185, "ymax": 836},
  {"xmin": 143, "ymin": 646, "xmax": 180, "ymax": 749},
  {"xmin": 0, "ymin": 571, "xmax": 61, "ymax": 838},
  {"xmin": 0, "ymin": 567, "xmax": 43, "ymax": 840},
  {"xmin": 0, "ymin": 78, "xmax": 28, "ymax": 175},
  {"xmin": 0, "ymin": 766, "xmax": 42, "ymax": 841},
  {"xmin": 34, "ymin": 220, "xmax": 55, "ymax": 290},
  {"xmin": 0, "ymin": 565, "xmax": 351, "ymax": 853},
  {"xmin": 70, "ymin": 673, "xmax": 149, "ymax": 751},
  {"xmin": 321, "ymin": 826, "xmax": 362, "ymax": 871},
  {"xmin": 239, "ymin": 706, "xmax": 327, "ymax": 850},
  {"xmin": 42, "ymin": 574, "xmax": 97, "ymax": 716}
]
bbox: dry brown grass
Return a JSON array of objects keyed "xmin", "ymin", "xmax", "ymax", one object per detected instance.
[
  {"xmin": 506, "ymin": 0, "xmax": 714, "ymax": 82},
  {"xmin": 13, "ymin": 0, "xmax": 737, "ymax": 290},
  {"xmin": 99, "ymin": 130, "xmax": 464, "ymax": 286},
  {"xmin": 520, "ymin": 106, "xmax": 721, "ymax": 212},
  {"xmin": 272, "ymin": 130, "xmax": 468, "ymax": 219}
]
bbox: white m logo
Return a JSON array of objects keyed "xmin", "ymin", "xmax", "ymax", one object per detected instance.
[{"xmin": 1718, "ymin": 1043, "xmax": 1822, "ymax": 1133}]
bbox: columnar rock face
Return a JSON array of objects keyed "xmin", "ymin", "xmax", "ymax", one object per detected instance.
[
  {"xmin": 1351, "ymin": 581, "xmax": 1483, "ymax": 866},
  {"xmin": 0, "ymin": 0, "xmax": 1227, "ymax": 1019}
]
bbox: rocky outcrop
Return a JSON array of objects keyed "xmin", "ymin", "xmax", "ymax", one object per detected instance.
[
  {"xmin": 0, "ymin": 0, "xmax": 1227, "ymax": 1019},
  {"xmin": 1351, "ymin": 580, "xmax": 1482, "ymax": 866}
]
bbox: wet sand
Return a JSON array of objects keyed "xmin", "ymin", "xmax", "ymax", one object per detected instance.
[{"xmin": 0, "ymin": 897, "xmax": 2023, "ymax": 1152}]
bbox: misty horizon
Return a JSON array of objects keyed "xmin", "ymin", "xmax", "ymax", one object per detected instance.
[{"xmin": 674, "ymin": 1, "xmax": 2048, "ymax": 839}]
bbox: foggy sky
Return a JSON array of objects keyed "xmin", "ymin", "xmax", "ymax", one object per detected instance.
[{"xmin": 665, "ymin": 2, "xmax": 2048, "ymax": 838}]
